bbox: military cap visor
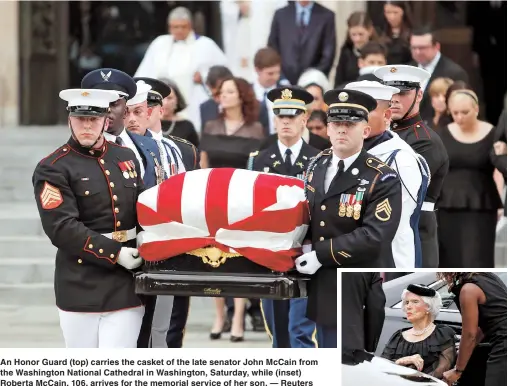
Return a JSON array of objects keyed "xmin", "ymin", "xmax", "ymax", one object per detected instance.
[
  {"xmin": 134, "ymin": 77, "xmax": 171, "ymax": 106},
  {"xmin": 406, "ymin": 284, "xmax": 437, "ymax": 297},
  {"xmin": 324, "ymin": 89, "xmax": 377, "ymax": 123},
  {"xmin": 81, "ymin": 68, "xmax": 137, "ymax": 100},
  {"xmin": 267, "ymin": 87, "xmax": 314, "ymax": 115}
]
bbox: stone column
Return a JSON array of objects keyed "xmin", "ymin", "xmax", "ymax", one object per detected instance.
[
  {"xmin": 0, "ymin": 1, "xmax": 19, "ymax": 127},
  {"xmin": 317, "ymin": 0, "xmax": 366, "ymax": 86}
]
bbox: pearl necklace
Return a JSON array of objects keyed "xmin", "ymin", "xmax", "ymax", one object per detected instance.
[{"xmin": 411, "ymin": 323, "xmax": 434, "ymax": 336}]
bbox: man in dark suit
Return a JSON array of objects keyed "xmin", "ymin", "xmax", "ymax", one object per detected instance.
[
  {"xmin": 199, "ymin": 65, "xmax": 233, "ymax": 132},
  {"xmin": 342, "ymin": 273, "xmax": 385, "ymax": 354},
  {"xmin": 267, "ymin": 1, "xmax": 336, "ymax": 85},
  {"xmin": 409, "ymin": 26, "xmax": 468, "ymax": 125}
]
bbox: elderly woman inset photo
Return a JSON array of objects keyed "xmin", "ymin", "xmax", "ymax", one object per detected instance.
[{"xmin": 381, "ymin": 284, "xmax": 456, "ymax": 379}]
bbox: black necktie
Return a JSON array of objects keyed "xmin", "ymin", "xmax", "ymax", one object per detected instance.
[
  {"xmin": 115, "ymin": 136, "xmax": 124, "ymax": 146},
  {"xmin": 284, "ymin": 148, "xmax": 292, "ymax": 173},
  {"xmin": 330, "ymin": 160, "xmax": 345, "ymax": 187}
]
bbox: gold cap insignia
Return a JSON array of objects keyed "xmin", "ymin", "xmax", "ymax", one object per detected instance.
[
  {"xmin": 81, "ymin": 91, "xmax": 90, "ymax": 97},
  {"xmin": 338, "ymin": 92, "xmax": 349, "ymax": 102},
  {"xmin": 281, "ymin": 89, "xmax": 292, "ymax": 100},
  {"xmin": 390, "ymin": 67, "xmax": 397, "ymax": 73}
]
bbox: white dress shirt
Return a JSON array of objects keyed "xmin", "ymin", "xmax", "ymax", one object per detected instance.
[
  {"xmin": 277, "ymin": 138, "xmax": 303, "ymax": 164},
  {"xmin": 324, "ymin": 151, "xmax": 361, "ymax": 193},
  {"xmin": 104, "ymin": 130, "xmax": 146, "ymax": 178},
  {"xmin": 418, "ymin": 51, "xmax": 441, "ymax": 92},
  {"xmin": 253, "ymin": 79, "xmax": 277, "ymax": 134}
]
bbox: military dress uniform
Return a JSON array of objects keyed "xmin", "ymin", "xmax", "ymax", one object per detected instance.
[
  {"xmin": 295, "ymin": 89, "xmax": 403, "ymax": 348},
  {"xmin": 33, "ymin": 89, "xmax": 146, "ymax": 348},
  {"xmin": 375, "ymin": 65, "xmax": 449, "ymax": 268},
  {"xmin": 248, "ymin": 86, "xmax": 320, "ymax": 348}
]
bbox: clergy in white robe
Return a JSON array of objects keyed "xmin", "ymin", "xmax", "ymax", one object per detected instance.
[{"xmin": 134, "ymin": 6, "xmax": 228, "ymax": 134}]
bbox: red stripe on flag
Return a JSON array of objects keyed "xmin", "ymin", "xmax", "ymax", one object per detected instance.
[
  {"xmin": 137, "ymin": 201, "xmax": 172, "ymax": 227},
  {"xmin": 233, "ymin": 246, "xmax": 300, "ymax": 272},
  {"xmin": 157, "ymin": 173, "xmax": 185, "ymax": 223},
  {"xmin": 205, "ymin": 168, "xmax": 234, "ymax": 236}
]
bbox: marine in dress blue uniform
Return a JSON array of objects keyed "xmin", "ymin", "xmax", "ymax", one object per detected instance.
[
  {"xmin": 295, "ymin": 89, "xmax": 403, "ymax": 348},
  {"xmin": 248, "ymin": 86, "xmax": 319, "ymax": 348},
  {"xmin": 32, "ymin": 89, "xmax": 146, "ymax": 348},
  {"xmin": 81, "ymin": 68, "xmax": 164, "ymax": 189}
]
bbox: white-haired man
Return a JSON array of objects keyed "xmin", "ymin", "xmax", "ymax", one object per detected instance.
[
  {"xmin": 135, "ymin": 6, "xmax": 228, "ymax": 132},
  {"xmin": 345, "ymin": 80, "xmax": 430, "ymax": 269}
]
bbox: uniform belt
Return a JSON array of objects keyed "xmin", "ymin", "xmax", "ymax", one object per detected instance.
[
  {"xmin": 102, "ymin": 228, "xmax": 137, "ymax": 242},
  {"xmin": 421, "ymin": 201, "xmax": 435, "ymax": 211}
]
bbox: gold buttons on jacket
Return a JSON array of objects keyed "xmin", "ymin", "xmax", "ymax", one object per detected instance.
[
  {"xmin": 321, "ymin": 205, "xmax": 326, "ymax": 211},
  {"xmin": 99, "ymin": 249, "xmax": 103, "ymax": 253},
  {"xmin": 113, "ymin": 195, "xmax": 118, "ymax": 201},
  {"xmin": 319, "ymin": 237, "xmax": 324, "ymax": 241},
  {"xmin": 100, "ymin": 159, "xmax": 105, "ymax": 165},
  {"xmin": 85, "ymin": 191, "xmax": 90, "ymax": 195},
  {"xmin": 110, "ymin": 182, "xmax": 115, "ymax": 188},
  {"xmin": 116, "ymin": 221, "xmax": 121, "ymax": 227},
  {"xmin": 105, "ymin": 170, "xmax": 110, "ymax": 176},
  {"xmin": 77, "ymin": 259, "xmax": 82, "ymax": 264},
  {"xmin": 320, "ymin": 221, "xmax": 325, "ymax": 227},
  {"xmin": 88, "ymin": 244, "xmax": 93, "ymax": 248},
  {"xmin": 110, "ymin": 254, "xmax": 115, "ymax": 259},
  {"xmin": 114, "ymin": 207, "xmax": 119, "ymax": 213}
]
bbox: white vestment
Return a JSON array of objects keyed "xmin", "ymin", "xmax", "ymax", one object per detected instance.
[{"xmin": 135, "ymin": 32, "xmax": 228, "ymax": 134}]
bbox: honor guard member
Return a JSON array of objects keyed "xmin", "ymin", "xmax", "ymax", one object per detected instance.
[
  {"xmin": 295, "ymin": 89, "xmax": 403, "ymax": 348},
  {"xmin": 345, "ymin": 80, "xmax": 431, "ymax": 268},
  {"xmin": 247, "ymin": 86, "xmax": 319, "ymax": 348},
  {"xmin": 342, "ymin": 272, "xmax": 385, "ymax": 354},
  {"xmin": 32, "ymin": 89, "xmax": 145, "ymax": 348},
  {"xmin": 81, "ymin": 68, "xmax": 164, "ymax": 188},
  {"xmin": 132, "ymin": 77, "xmax": 200, "ymax": 349},
  {"xmin": 374, "ymin": 65, "xmax": 449, "ymax": 268}
]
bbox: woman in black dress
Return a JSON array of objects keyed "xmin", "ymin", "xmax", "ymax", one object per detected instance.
[
  {"xmin": 381, "ymin": 284, "xmax": 456, "ymax": 379},
  {"xmin": 158, "ymin": 78, "xmax": 200, "ymax": 147},
  {"xmin": 438, "ymin": 273, "xmax": 507, "ymax": 386},
  {"xmin": 378, "ymin": 1, "xmax": 413, "ymax": 65},
  {"xmin": 436, "ymin": 89, "xmax": 504, "ymax": 267}
]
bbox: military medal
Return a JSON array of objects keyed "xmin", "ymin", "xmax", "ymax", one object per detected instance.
[
  {"xmin": 126, "ymin": 162, "xmax": 134, "ymax": 179},
  {"xmin": 339, "ymin": 195, "xmax": 347, "ymax": 217},
  {"xmin": 346, "ymin": 195, "xmax": 354, "ymax": 218},
  {"xmin": 128, "ymin": 161, "xmax": 137, "ymax": 178},
  {"xmin": 118, "ymin": 161, "xmax": 130, "ymax": 179},
  {"xmin": 353, "ymin": 190, "xmax": 364, "ymax": 220}
]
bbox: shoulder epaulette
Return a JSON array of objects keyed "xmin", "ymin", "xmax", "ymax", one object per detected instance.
[
  {"xmin": 39, "ymin": 145, "xmax": 70, "ymax": 166},
  {"xmin": 366, "ymin": 157, "xmax": 397, "ymax": 179},
  {"xmin": 168, "ymin": 135, "xmax": 194, "ymax": 148}
]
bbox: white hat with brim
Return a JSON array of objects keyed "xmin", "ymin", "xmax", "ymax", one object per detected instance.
[
  {"xmin": 59, "ymin": 89, "xmax": 120, "ymax": 116},
  {"xmin": 374, "ymin": 65, "xmax": 431, "ymax": 90},
  {"xmin": 126, "ymin": 80, "xmax": 152, "ymax": 106},
  {"xmin": 345, "ymin": 80, "xmax": 400, "ymax": 101}
]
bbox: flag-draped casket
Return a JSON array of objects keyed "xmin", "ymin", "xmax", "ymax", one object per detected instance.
[{"xmin": 134, "ymin": 168, "xmax": 311, "ymax": 299}]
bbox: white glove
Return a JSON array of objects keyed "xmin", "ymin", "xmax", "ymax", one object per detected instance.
[
  {"xmin": 295, "ymin": 251, "xmax": 322, "ymax": 275},
  {"xmin": 117, "ymin": 247, "xmax": 143, "ymax": 270}
]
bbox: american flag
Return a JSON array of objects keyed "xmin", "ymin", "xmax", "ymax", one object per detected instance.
[{"xmin": 136, "ymin": 168, "xmax": 310, "ymax": 272}]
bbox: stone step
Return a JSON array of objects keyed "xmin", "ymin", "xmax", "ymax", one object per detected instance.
[
  {"xmin": 0, "ymin": 203, "xmax": 44, "ymax": 236},
  {"xmin": 0, "ymin": 283, "xmax": 55, "ymax": 306},
  {"xmin": 0, "ymin": 258, "xmax": 54, "ymax": 285},
  {"xmin": 0, "ymin": 236, "xmax": 56, "ymax": 258},
  {"xmin": 0, "ymin": 187, "xmax": 36, "ymax": 202}
]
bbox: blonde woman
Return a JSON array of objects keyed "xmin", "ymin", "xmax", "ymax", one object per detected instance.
[
  {"xmin": 428, "ymin": 77, "xmax": 453, "ymax": 128},
  {"xmin": 437, "ymin": 89, "xmax": 504, "ymax": 267}
]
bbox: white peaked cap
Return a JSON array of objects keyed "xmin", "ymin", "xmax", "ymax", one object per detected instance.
[
  {"xmin": 127, "ymin": 80, "xmax": 152, "ymax": 106},
  {"xmin": 374, "ymin": 65, "xmax": 431, "ymax": 84},
  {"xmin": 345, "ymin": 80, "xmax": 400, "ymax": 101},
  {"xmin": 59, "ymin": 89, "xmax": 120, "ymax": 108}
]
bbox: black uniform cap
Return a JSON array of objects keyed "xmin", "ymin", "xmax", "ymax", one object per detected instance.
[
  {"xmin": 81, "ymin": 68, "xmax": 137, "ymax": 100},
  {"xmin": 406, "ymin": 284, "xmax": 436, "ymax": 297},
  {"xmin": 133, "ymin": 77, "xmax": 171, "ymax": 107},
  {"xmin": 267, "ymin": 86, "xmax": 314, "ymax": 117},
  {"xmin": 323, "ymin": 89, "xmax": 377, "ymax": 123}
]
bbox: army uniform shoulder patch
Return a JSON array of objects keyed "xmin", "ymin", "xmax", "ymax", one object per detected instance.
[
  {"xmin": 366, "ymin": 157, "xmax": 396, "ymax": 175},
  {"xmin": 40, "ymin": 181, "xmax": 63, "ymax": 210}
]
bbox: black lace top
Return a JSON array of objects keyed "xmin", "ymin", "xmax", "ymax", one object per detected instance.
[{"xmin": 381, "ymin": 325, "xmax": 457, "ymax": 378}]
